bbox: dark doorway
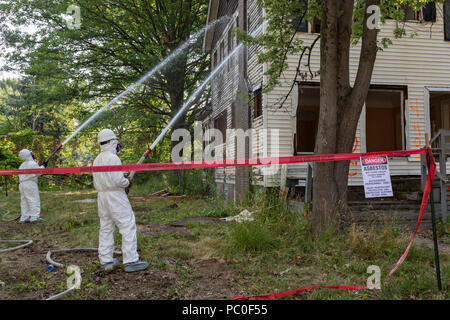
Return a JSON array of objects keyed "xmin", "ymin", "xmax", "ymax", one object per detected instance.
[
  {"xmin": 296, "ymin": 86, "xmax": 320, "ymax": 153},
  {"xmin": 430, "ymin": 92, "xmax": 450, "ymax": 138},
  {"xmin": 366, "ymin": 89, "xmax": 404, "ymax": 152}
]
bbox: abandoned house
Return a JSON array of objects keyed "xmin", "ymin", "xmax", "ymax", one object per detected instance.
[{"xmin": 200, "ymin": 0, "xmax": 450, "ymax": 220}]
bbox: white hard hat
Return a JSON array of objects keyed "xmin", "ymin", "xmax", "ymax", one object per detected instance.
[
  {"xmin": 97, "ymin": 129, "xmax": 117, "ymax": 144},
  {"xmin": 19, "ymin": 149, "xmax": 32, "ymax": 160}
]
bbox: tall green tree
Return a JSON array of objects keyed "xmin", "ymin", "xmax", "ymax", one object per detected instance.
[
  {"xmin": 240, "ymin": 0, "xmax": 435, "ymax": 234},
  {"xmin": 0, "ymin": 0, "xmax": 210, "ymax": 152}
]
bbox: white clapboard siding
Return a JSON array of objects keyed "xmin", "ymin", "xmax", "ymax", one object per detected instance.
[
  {"xmin": 262, "ymin": 3, "xmax": 450, "ymax": 186},
  {"xmin": 248, "ymin": 0, "xmax": 264, "ymax": 88}
]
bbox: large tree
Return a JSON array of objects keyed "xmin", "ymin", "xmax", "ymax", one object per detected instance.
[
  {"xmin": 240, "ymin": 0, "xmax": 433, "ymax": 233},
  {"xmin": 0, "ymin": 0, "xmax": 210, "ymax": 154}
]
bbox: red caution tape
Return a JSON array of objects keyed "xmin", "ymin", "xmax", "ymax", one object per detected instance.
[
  {"xmin": 229, "ymin": 285, "xmax": 370, "ymax": 300},
  {"xmin": 1, "ymin": 147, "xmax": 435, "ymax": 300},
  {"xmin": 228, "ymin": 148, "xmax": 436, "ymax": 300},
  {"xmin": 0, "ymin": 148, "xmax": 427, "ymax": 176}
]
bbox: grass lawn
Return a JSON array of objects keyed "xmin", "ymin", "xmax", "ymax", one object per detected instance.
[{"xmin": 0, "ymin": 185, "xmax": 448, "ymax": 300}]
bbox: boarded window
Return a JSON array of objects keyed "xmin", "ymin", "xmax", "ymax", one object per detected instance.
[
  {"xmin": 215, "ymin": 111, "xmax": 227, "ymax": 143},
  {"xmin": 228, "ymin": 28, "xmax": 233, "ymax": 71},
  {"xmin": 202, "ymin": 120, "xmax": 210, "ymax": 154},
  {"xmin": 220, "ymin": 42, "xmax": 225, "ymax": 62},
  {"xmin": 312, "ymin": 18, "xmax": 321, "ymax": 33},
  {"xmin": 366, "ymin": 89, "xmax": 404, "ymax": 152},
  {"xmin": 213, "ymin": 51, "xmax": 217, "ymax": 69},
  {"xmin": 293, "ymin": 0, "xmax": 309, "ymax": 33},
  {"xmin": 430, "ymin": 92, "xmax": 450, "ymax": 139},
  {"xmin": 445, "ymin": 1, "xmax": 450, "ymax": 41},
  {"xmin": 386, "ymin": 5, "xmax": 423, "ymax": 21},
  {"xmin": 293, "ymin": 17, "xmax": 308, "ymax": 32},
  {"xmin": 231, "ymin": 103, "xmax": 236, "ymax": 128},
  {"xmin": 402, "ymin": 5, "xmax": 419, "ymax": 21},
  {"xmin": 295, "ymin": 86, "xmax": 320, "ymax": 153},
  {"xmin": 422, "ymin": 2, "xmax": 436, "ymax": 22},
  {"xmin": 253, "ymin": 88, "xmax": 263, "ymax": 118}
]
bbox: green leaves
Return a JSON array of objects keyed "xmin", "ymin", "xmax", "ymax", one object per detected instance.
[
  {"xmin": 236, "ymin": 0, "xmax": 309, "ymax": 92},
  {"xmin": 238, "ymin": 0, "xmax": 437, "ymax": 92},
  {"xmin": 0, "ymin": 0, "xmax": 210, "ymax": 168}
]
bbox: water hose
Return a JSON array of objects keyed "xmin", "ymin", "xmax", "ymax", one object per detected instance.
[
  {"xmin": 40, "ymin": 144, "xmax": 63, "ymax": 167},
  {"xmin": 1, "ymin": 210, "xmax": 20, "ymax": 222},
  {"xmin": 0, "ymin": 239, "xmax": 33, "ymax": 253},
  {"xmin": 44, "ymin": 247, "xmax": 122, "ymax": 300},
  {"xmin": 127, "ymin": 96, "xmax": 201, "ymax": 182},
  {"xmin": 46, "ymin": 247, "xmax": 122, "ymax": 268},
  {"xmin": 127, "ymin": 20, "xmax": 259, "ymax": 183},
  {"xmin": 40, "ymin": 19, "xmax": 231, "ymax": 171},
  {"xmin": 45, "ymin": 287, "xmax": 77, "ymax": 300}
]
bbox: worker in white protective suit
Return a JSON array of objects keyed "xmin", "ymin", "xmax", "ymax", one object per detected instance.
[
  {"xmin": 93, "ymin": 129, "xmax": 149, "ymax": 272},
  {"xmin": 18, "ymin": 149, "xmax": 45, "ymax": 223}
]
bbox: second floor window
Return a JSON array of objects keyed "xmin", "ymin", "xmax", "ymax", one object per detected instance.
[
  {"xmin": 215, "ymin": 111, "xmax": 227, "ymax": 146},
  {"xmin": 220, "ymin": 42, "xmax": 225, "ymax": 63},
  {"xmin": 228, "ymin": 29, "xmax": 233, "ymax": 71},
  {"xmin": 253, "ymin": 88, "xmax": 263, "ymax": 119},
  {"xmin": 213, "ymin": 51, "xmax": 217, "ymax": 69},
  {"xmin": 445, "ymin": 1, "xmax": 450, "ymax": 41}
]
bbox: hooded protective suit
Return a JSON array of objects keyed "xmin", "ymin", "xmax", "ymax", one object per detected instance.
[
  {"xmin": 18, "ymin": 149, "xmax": 44, "ymax": 222},
  {"xmin": 92, "ymin": 138, "xmax": 139, "ymax": 265}
]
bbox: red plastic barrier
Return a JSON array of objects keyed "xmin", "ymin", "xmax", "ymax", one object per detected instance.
[
  {"xmin": 0, "ymin": 148, "xmax": 427, "ymax": 176},
  {"xmin": 1, "ymin": 147, "xmax": 435, "ymax": 300},
  {"xmin": 229, "ymin": 148, "xmax": 436, "ymax": 300}
]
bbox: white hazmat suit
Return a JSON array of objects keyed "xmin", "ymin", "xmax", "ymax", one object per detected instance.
[
  {"xmin": 18, "ymin": 149, "xmax": 44, "ymax": 223},
  {"xmin": 93, "ymin": 129, "xmax": 148, "ymax": 272}
]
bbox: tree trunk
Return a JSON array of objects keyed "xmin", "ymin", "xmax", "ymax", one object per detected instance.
[{"xmin": 311, "ymin": 0, "xmax": 379, "ymax": 234}]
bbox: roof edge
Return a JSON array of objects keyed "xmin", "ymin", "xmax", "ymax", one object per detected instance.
[{"xmin": 203, "ymin": 0, "xmax": 220, "ymax": 53}]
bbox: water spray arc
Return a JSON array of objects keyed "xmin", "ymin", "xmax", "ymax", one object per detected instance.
[
  {"xmin": 128, "ymin": 23, "xmax": 264, "ymax": 181},
  {"xmin": 40, "ymin": 17, "xmax": 230, "ymax": 167}
]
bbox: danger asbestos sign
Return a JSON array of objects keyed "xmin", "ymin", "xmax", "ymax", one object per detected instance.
[{"xmin": 360, "ymin": 156, "xmax": 393, "ymax": 198}]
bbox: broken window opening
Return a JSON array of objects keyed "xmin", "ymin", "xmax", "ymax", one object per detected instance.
[
  {"xmin": 214, "ymin": 111, "xmax": 227, "ymax": 159},
  {"xmin": 295, "ymin": 85, "xmax": 320, "ymax": 153},
  {"xmin": 445, "ymin": 1, "xmax": 450, "ymax": 41},
  {"xmin": 253, "ymin": 88, "xmax": 263, "ymax": 119},
  {"xmin": 366, "ymin": 88, "xmax": 405, "ymax": 152},
  {"xmin": 213, "ymin": 51, "xmax": 218, "ymax": 69},
  {"xmin": 430, "ymin": 92, "xmax": 450, "ymax": 140}
]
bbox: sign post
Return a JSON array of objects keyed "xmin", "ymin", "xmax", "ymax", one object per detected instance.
[
  {"xmin": 426, "ymin": 134, "xmax": 442, "ymax": 291},
  {"xmin": 3, "ymin": 165, "xmax": 7, "ymax": 197}
]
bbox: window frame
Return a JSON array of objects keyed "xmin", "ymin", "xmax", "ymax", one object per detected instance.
[
  {"xmin": 253, "ymin": 87, "xmax": 263, "ymax": 120},
  {"xmin": 364, "ymin": 87, "xmax": 406, "ymax": 153},
  {"xmin": 444, "ymin": 1, "xmax": 450, "ymax": 41}
]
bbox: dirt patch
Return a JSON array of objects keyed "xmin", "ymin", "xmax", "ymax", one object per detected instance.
[
  {"xmin": 136, "ymin": 217, "xmax": 230, "ymax": 237},
  {"xmin": 184, "ymin": 258, "xmax": 246, "ymax": 299},
  {"xmin": 0, "ymin": 236, "xmax": 247, "ymax": 300}
]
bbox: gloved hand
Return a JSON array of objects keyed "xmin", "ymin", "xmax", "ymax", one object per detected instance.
[
  {"xmin": 125, "ymin": 178, "xmax": 133, "ymax": 195},
  {"xmin": 41, "ymin": 161, "xmax": 49, "ymax": 168}
]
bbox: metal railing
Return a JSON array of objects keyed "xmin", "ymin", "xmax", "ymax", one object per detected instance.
[{"xmin": 421, "ymin": 129, "xmax": 450, "ymax": 221}]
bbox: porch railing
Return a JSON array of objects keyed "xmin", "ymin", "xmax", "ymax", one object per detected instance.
[{"xmin": 421, "ymin": 129, "xmax": 450, "ymax": 221}]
